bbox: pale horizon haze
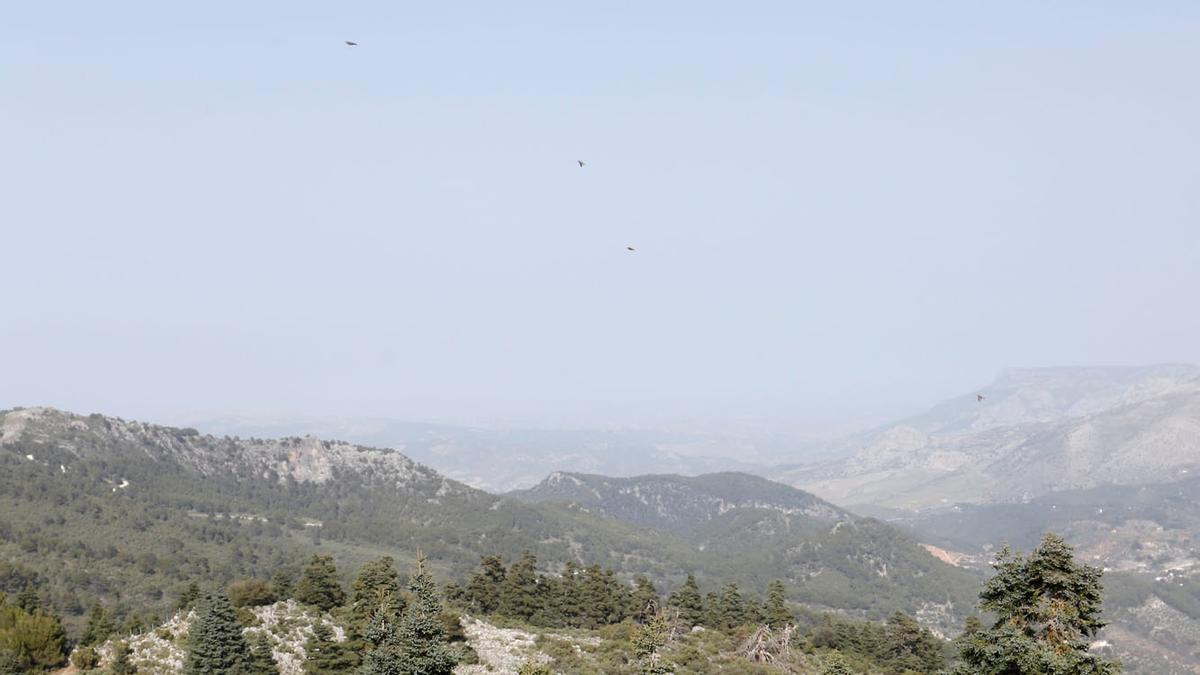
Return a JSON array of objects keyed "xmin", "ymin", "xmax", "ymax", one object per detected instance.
[{"xmin": 3, "ymin": 2, "xmax": 1199, "ymax": 434}]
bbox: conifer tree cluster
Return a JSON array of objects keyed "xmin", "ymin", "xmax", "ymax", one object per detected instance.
[
  {"xmin": 458, "ymin": 553, "xmax": 650, "ymax": 629},
  {"xmin": 456, "ymin": 554, "xmax": 802, "ymax": 635}
]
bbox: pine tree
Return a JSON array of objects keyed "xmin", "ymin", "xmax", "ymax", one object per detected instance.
[
  {"xmin": 303, "ymin": 622, "xmax": 356, "ymax": 674},
  {"xmin": 821, "ymin": 651, "xmax": 853, "ymax": 675},
  {"xmin": 717, "ymin": 583, "xmax": 748, "ymax": 630},
  {"xmin": 246, "ymin": 632, "xmax": 279, "ymax": 675},
  {"xmin": 529, "ymin": 575, "xmax": 565, "ymax": 628},
  {"xmin": 14, "ymin": 587, "xmax": 38, "ymax": 614},
  {"xmin": 177, "ymin": 582, "xmax": 202, "ymax": 612},
  {"xmin": 464, "ymin": 555, "xmax": 506, "ymax": 614},
  {"xmin": 270, "ymin": 572, "xmax": 294, "ymax": 601},
  {"xmin": 80, "ymin": 602, "xmax": 115, "ymax": 646},
  {"xmin": 352, "ymin": 557, "xmax": 401, "ymax": 612},
  {"xmin": 358, "ymin": 553, "xmax": 457, "ymax": 675},
  {"xmin": 349, "ymin": 557, "xmax": 403, "ymax": 640},
  {"xmin": 952, "ymin": 533, "xmax": 1121, "ymax": 675},
  {"xmin": 762, "ymin": 580, "xmax": 792, "ymax": 628},
  {"xmin": 578, "ymin": 565, "xmax": 629, "ymax": 628},
  {"xmin": 184, "ymin": 593, "xmax": 249, "ymax": 675},
  {"xmin": 633, "ymin": 604, "xmax": 673, "ymax": 675},
  {"xmin": 880, "ymin": 612, "xmax": 942, "ymax": 674},
  {"xmin": 668, "ymin": 574, "xmax": 705, "ymax": 627},
  {"xmin": 497, "ymin": 552, "xmax": 540, "ymax": 620},
  {"xmin": 702, "ymin": 592, "xmax": 721, "ymax": 628},
  {"xmin": 109, "ymin": 641, "xmax": 138, "ymax": 675},
  {"xmin": 554, "ymin": 562, "xmax": 583, "ymax": 626},
  {"xmin": 295, "ymin": 555, "xmax": 346, "ymax": 612},
  {"xmin": 629, "ymin": 577, "xmax": 658, "ymax": 624}
]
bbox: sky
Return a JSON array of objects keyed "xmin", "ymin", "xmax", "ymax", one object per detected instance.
[{"xmin": 2, "ymin": 2, "xmax": 1199, "ymax": 432}]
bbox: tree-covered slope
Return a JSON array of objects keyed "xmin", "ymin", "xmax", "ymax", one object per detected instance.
[
  {"xmin": 0, "ymin": 407, "xmax": 975, "ymax": 636},
  {"xmin": 512, "ymin": 471, "xmax": 979, "ymax": 627}
]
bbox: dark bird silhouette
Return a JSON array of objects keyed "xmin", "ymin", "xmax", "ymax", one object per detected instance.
[
  {"xmin": 577, "ymin": 160, "xmax": 586, "ymax": 167},
  {"xmin": 626, "ymin": 246, "xmax": 635, "ymax": 252},
  {"xmin": 345, "ymin": 41, "xmax": 358, "ymax": 47},
  {"xmin": 976, "ymin": 394, "xmax": 985, "ymax": 402}
]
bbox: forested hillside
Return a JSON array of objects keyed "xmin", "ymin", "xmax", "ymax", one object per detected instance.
[{"xmin": 0, "ymin": 407, "xmax": 975, "ymax": 640}]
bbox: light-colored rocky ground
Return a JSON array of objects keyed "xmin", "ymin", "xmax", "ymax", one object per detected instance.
[
  {"xmin": 90, "ymin": 600, "xmax": 343, "ymax": 675},
  {"xmin": 454, "ymin": 616, "xmax": 551, "ymax": 675}
]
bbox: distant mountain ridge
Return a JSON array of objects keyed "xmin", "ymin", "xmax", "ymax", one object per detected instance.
[
  {"xmin": 783, "ymin": 364, "xmax": 1200, "ymax": 509},
  {"xmin": 891, "ymin": 363, "xmax": 1200, "ymax": 436},
  {"xmin": 512, "ymin": 471, "xmax": 846, "ymax": 535}
]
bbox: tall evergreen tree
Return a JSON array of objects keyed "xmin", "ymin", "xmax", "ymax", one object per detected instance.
[
  {"xmin": 879, "ymin": 612, "xmax": 942, "ymax": 674},
  {"xmin": 295, "ymin": 555, "xmax": 346, "ymax": 612},
  {"xmin": 762, "ymin": 580, "xmax": 792, "ymax": 628},
  {"xmin": 80, "ymin": 602, "xmax": 115, "ymax": 646},
  {"xmin": 717, "ymin": 583, "xmax": 748, "ymax": 630},
  {"xmin": 952, "ymin": 533, "xmax": 1120, "ymax": 675},
  {"xmin": 529, "ymin": 575, "xmax": 565, "ymax": 628},
  {"xmin": 463, "ymin": 555, "xmax": 506, "ymax": 614},
  {"xmin": 184, "ymin": 593, "xmax": 249, "ymax": 675},
  {"xmin": 702, "ymin": 592, "xmax": 721, "ymax": 628},
  {"xmin": 246, "ymin": 632, "xmax": 279, "ymax": 675},
  {"xmin": 349, "ymin": 557, "xmax": 403, "ymax": 640},
  {"xmin": 554, "ymin": 562, "xmax": 583, "ymax": 626},
  {"xmin": 668, "ymin": 574, "xmax": 705, "ymax": 627},
  {"xmin": 629, "ymin": 577, "xmax": 659, "ymax": 624},
  {"xmin": 270, "ymin": 572, "xmax": 294, "ymax": 601},
  {"xmin": 177, "ymin": 582, "xmax": 202, "ymax": 612},
  {"xmin": 498, "ymin": 552, "xmax": 541, "ymax": 621},
  {"xmin": 303, "ymin": 622, "xmax": 357, "ymax": 674},
  {"xmin": 632, "ymin": 604, "xmax": 673, "ymax": 675},
  {"xmin": 358, "ymin": 554, "xmax": 457, "ymax": 675}
]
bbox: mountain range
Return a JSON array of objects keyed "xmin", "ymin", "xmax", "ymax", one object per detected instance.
[
  {"xmin": 0, "ymin": 407, "xmax": 975, "ymax": 636},
  {"xmin": 5, "ymin": 364, "xmax": 1200, "ymax": 670},
  {"xmin": 785, "ymin": 364, "xmax": 1200, "ymax": 509}
]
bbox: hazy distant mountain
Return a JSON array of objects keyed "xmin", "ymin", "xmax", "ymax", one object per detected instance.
[
  {"xmin": 783, "ymin": 365, "xmax": 1200, "ymax": 509},
  {"xmin": 512, "ymin": 471, "xmax": 846, "ymax": 535},
  {"xmin": 895, "ymin": 364, "xmax": 1200, "ymax": 436},
  {"xmin": 185, "ymin": 415, "xmax": 831, "ymax": 493}
]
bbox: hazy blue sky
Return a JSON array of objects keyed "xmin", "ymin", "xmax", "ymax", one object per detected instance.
[{"xmin": 3, "ymin": 2, "xmax": 1198, "ymax": 430}]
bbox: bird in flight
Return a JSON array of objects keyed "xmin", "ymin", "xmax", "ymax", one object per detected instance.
[
  {"xmin": 577, "ymin": 160, "xmax": 586, "ymax": 167},
  {"xmin": 976, "ymin": 394, "xmax": 986, "ymax": 402},
  {"xmin": 345, "ymin": 41, "xmax": 358, "ymax": 47},
  {"xmin": 626, "ymin": 246, "xmax": 636, "ymax": 252}
]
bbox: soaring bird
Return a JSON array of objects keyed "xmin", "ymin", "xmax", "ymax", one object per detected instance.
[
  {"xmin": 345, "ymin": 41, "xmax": 358, "ymax": 46},
  {"xmin": 577, "ymin": 160, "xmax": 586, "ymax": 167},
  {"xmin": 976, "ymin": 394, "xmax": 985, "ymax": 402},
  {"xmin": 626, "ymin": 246, "xmax": 636, "ymax": 252}
]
